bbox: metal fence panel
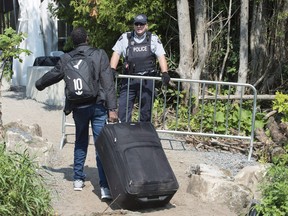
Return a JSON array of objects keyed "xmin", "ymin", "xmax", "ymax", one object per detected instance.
[{"xmin": 60, "ymin": 74, "xmax": 257, "ymax": 161}]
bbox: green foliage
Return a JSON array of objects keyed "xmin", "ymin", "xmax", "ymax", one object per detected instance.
[
  {"xmin": 0, "ymin": 144, "xmax": 54, "ymax": 216},
  {"xmin": 53, "ymin": 0, "xmax": 178, "ymax": 58},
  {"xmin": 97, "ymin": 0, "xmax": 166, "ymax": 32},
  {"xmin": 208, "ymin": 32, "xmax": 239, "ymax": 81},
  {"xmin": 151, "ymin": 87, "xmax": 265, "ymax": 136},
  {"xmin": 0, "ymin": 27, "xmax": 31, "ymax": 81},
  {"xmin": 205, "ymin": 0, "xmax": 241, "ymax": 81},
  {"xmin": 189, "ymin": 100, "xmax": 265, "ymax": 135},
  {"xmin": 272, "ymin": 91, "xmax": 288, "ymax": 122},
  {"xmin": 226, "ymin": 51, "xmax": 239, "ymax": 75},
  {"xmin": 255, "ymin": 145, "xmax": 288, "ymax": 215}
]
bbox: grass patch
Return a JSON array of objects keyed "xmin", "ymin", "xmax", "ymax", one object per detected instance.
[
  {"xmin": 255, "ymin": 145, "xmax": 288, "ymax": 215},
  {"xmin": 0, "ymin": 143, "xmax": 54, "ymax": 215}
]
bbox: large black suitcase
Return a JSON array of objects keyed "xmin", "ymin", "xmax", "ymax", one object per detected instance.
[{"xmin": 96, "ymin": 122, "xmax": 179, "ymax": 210}]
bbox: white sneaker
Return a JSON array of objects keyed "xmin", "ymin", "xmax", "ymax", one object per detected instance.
[
  {"xmin": 74, "ymin": 180, "xmax": 84, "ymax": 191},
  {"xmin": 100, "ymin": 187, "xmax": 112, "ymax": 200}
]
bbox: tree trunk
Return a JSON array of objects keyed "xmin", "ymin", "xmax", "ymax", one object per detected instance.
[
  {"xmin": 176, "ymin": 0, "xmax": 193, "ymax": 80},
  {"xmin": 0, "ymin": 62, "xmax": 4, "ymax": 141},
  {"xmin": 192, "ymin": 0, "xmax": 208, "ymax": 109},
  {"xmin": 250, "ymin": 1, "xmax": 267, "ymax": 87},
  {"xmin": 219, "ymin": 0, "xmax": 232, "ymax": 82},
  {"xmin": 266, "ymin": 116, "xmax": 288, "ymax": 145},
  {"xmin": 251, "ymin": 0, "xmax": 288, "ymax": 93},
  {"xmin": 192, "ymin": 0, "xmax": 208, "ymax": 80},
  {"xmin": 236, "ymin": 0, "xmax": 249, "ymax": 96},
  {"xmin": 0, "ymin": 62, "xmax": 4, "ymax": 127},
  {"xmin": 176, "ymin": 0, "xmax": 194, "ymax": 105}
]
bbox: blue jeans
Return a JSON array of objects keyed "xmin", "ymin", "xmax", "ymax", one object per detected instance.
[
  {"xmin": 118, "ymin": 78, "xmax": 153, "ymax": 122},
  {"xmin": 72, "ymin": 103, "xmax": 109, "ymax": 188}
]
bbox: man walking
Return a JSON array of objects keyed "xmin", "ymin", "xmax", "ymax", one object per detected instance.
[{"xmin": 35, "ymin": 27, "xmax": 117, "ymax": 199}]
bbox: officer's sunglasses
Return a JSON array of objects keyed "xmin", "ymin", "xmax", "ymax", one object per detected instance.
[{"xmin": 134, "ymin": 23, "xmax": 145, "ymax": 26}]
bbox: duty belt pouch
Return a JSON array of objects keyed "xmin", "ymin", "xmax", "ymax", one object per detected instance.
[
  {"xmin": 122, "ymin": 62, "xmax": 131, "ymax": 75},
  {"xmin": 147, "ymin": 70, "xmax": 158, "ymax": 76}
]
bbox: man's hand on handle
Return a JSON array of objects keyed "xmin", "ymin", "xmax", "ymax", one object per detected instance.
[{"xmin": 108, "ymin": 110, "xmax": 118, "ymax": 123}]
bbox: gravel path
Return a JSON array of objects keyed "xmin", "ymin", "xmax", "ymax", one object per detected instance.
[{"xmin": 2, "ymin": 88, "xmax": 258, "ymax": 216}]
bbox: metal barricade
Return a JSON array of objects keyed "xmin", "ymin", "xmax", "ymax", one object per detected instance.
[{"xmin": 60, "ymin": 74, "xmax": 257, "ymax": 161}]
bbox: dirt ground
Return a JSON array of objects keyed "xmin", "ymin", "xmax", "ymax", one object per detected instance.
[{"xmin": 2, "ymin": 89, "xmax": 237, "ymax": 216}]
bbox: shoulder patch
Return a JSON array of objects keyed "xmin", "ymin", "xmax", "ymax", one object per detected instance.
[
  {"xmin": 151, "ymin": 34, "xmax": 161, "ymax": 44},
  {"xmin": 118, "ymin": 35, "xmax": 123, "ymax": 41}
]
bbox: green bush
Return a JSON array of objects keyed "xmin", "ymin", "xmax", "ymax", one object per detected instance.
[
  {"xmin": 151, "ymin": 87, "xmax": 265, "ymax": 136},
  {"xmin": 272, "ymin": 91, "xmax": 288, "ymax": 123},
  {"xmin": 0, "ymin": 144, "xmax": 54, "ymax": 216},
  {"xmin": 0, "ymin": 27, "xmax": 31, "ymax": 80},
  {"xmin": 256, "ymin": 145, "xmax": 288, "ymax": 215}
]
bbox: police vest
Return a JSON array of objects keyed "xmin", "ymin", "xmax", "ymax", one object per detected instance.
[{"xmin": 125, "ymin": 31, "xmax": 156, "ymax": 75}]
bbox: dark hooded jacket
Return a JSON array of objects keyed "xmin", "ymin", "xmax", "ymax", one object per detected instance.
[{"xmin": 35, "ymin": 43, "xmax": 117, "ymax": 114}]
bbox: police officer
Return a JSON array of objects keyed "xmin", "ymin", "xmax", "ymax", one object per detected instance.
[{"xmin": 110, "ymin": 14, "xmax": 170, "ymax": 122}]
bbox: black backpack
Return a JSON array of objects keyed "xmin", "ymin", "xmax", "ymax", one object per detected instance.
[{"xmin": 63, "ymin": 48, "xmax": 99, "ymax": 104}]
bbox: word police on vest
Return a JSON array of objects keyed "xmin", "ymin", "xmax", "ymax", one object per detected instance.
[{"xmin": 133, "ymin": 46, "xmax": 147, "ymax": 52}]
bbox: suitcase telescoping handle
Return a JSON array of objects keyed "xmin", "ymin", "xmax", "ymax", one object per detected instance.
[{"xmin": 106, "ymin": 119, "xmax": 121, "ymax": 124}]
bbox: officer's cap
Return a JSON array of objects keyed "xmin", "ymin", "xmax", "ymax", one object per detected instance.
[{"xmin": 134, "ymin": 14, "xmax": 147, "ymax": 24}]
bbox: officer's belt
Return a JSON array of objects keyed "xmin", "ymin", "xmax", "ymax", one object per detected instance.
[{"xmin": 132, "ymin": 70, "xmax": 157, "ymax": 76}]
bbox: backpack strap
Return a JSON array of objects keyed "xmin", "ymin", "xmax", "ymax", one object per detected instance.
[
  {"xmin": 68, "ymin": 47, "xmax": 96, "ymax": 58},
  {"xmin": 85, "ymin": 47, "xmax": 96, "ymax": 56},
  {"xmin": 67, "ymin": 49, "xmax": 78, "ymax": 58}
]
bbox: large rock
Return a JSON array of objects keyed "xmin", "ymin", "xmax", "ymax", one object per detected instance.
[
  {"xmin": 234, "ymin": 164, "xmax": 268, "ymax": 200},
  {"xmin": 186, "ymin": 163, "xmax": 266, "ymax": 215},
  {"xmin": 4, "ymin": 120, "xmax": 54, "ymax": 166}
]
